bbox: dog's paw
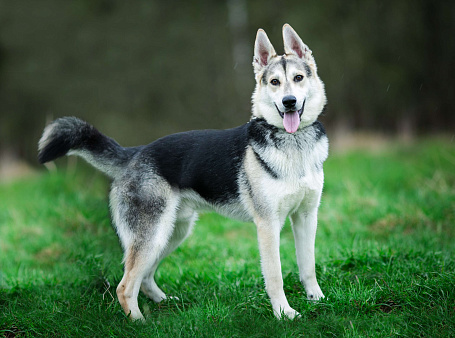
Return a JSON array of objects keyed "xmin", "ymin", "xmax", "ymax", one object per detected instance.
[
  {"xmin": 127, "ymin": 310, "xmax": 145, "ymax": 322},
  {"xmin": 283, "ymin": 308, "xmax": 300, "ymax": 320},
  {"xmin": 306, "ymin": 284, "xmax": 324, "ymax": 301},
  {"xmin": 274, "ymin": 306, "xmax": 300, "ymax": 320}
]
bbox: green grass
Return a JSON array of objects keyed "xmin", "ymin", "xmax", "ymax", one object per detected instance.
[{"xmin": 1, "ymin": 138, "xmax": 454, "ymax": 337}]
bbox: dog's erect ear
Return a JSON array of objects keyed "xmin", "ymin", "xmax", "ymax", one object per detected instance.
[
  {"xmin": 282, "ymin": 24, "xmax": 315, "ymax": 66},
  {"xmin": 253, "ymin": 29, "xmax": 276, "ymax": 74}
]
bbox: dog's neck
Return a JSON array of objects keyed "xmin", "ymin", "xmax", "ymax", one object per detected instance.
[{"xmin": 248, "ymin": 117, "xmax": 319, "ymax": 139}]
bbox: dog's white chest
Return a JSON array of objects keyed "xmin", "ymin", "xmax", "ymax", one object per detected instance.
[
  {"xmin": 243, "ymin": 135, "xmax": 327, "ymax": 221},
  {"xmin": 267, "ymin": 165, "xmax": 323, "ymax": 218}
]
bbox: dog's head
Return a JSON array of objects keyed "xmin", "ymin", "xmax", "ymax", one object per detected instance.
[{"xmin": 251, "ymin": 24, "xmax": 326, "ymax": 133}]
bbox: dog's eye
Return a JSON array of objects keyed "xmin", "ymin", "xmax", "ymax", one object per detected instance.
[
  {"xmin": 270, "ymin": 79, "xmax": 280, "ymax": 86},
  {"xmin": 294, "ymin": 75, "xmax": 304, "ymax": 82}
]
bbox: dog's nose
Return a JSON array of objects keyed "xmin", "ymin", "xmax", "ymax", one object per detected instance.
[{"xmin": 282, "ymin": 95, "xmax": 297, "ymax": 109}]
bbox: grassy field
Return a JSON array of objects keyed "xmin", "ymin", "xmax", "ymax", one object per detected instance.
[{"xmin": 1, "ymin": 138, "xmax": 454, "ymax": 337}]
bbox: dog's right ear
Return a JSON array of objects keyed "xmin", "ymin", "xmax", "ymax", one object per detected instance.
[
  {"xmin": 282, "ymin": 24, "xmax": 316, "ymax": 67},
  {"xmin": 253, "ymin": 29, "xmax": 276, "ymax": 74}
]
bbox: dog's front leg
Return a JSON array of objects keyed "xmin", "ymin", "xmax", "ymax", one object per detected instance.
[
  {"xmin": 255, "ymin": 217, "xmax": 298, "ymax": 319},
  {"xmin": 290, "ymin": 207, "xmax": 324, "ymax": 301}
]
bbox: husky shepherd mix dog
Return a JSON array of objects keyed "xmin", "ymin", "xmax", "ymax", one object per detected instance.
[{"xmin": 38, "ymin": 24, "xmax": 328, "ymax": 320}]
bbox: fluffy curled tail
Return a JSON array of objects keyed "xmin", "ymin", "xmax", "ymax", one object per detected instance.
[{"xmin": 38, "ymin": 117, "xmax": 137, "ymax": 179}]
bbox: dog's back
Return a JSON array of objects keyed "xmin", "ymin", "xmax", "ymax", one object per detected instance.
[{"xmin": 139, "ymin": 125, "xmax": 249, "ymax": 204}]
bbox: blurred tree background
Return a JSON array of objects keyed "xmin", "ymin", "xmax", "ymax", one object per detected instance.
[{"xmin": 0, "ymin": 0, "xmax": 454, "ymax": 164}]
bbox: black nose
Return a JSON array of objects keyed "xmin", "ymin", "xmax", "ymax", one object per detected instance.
[{"xmin": 282, "ymin": 95, "xmax": 297, "ymax": 109}]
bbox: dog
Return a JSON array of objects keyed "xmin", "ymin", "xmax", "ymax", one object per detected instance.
[{"xmin": 38, "ymin": 24, "xmax": 328, "ymax": 320}]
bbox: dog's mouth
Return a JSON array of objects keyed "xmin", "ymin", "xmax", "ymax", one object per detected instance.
[{"xmin": 275, "ymin": 100, "xmax": 305, "ymax": 134}]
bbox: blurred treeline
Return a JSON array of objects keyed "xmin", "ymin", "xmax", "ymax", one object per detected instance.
[{"xmin": 0, "ymin": 0, "xmax": 454, "ymax": 163}]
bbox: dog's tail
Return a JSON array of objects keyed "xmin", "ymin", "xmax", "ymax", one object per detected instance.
[{"xmin": 38, "ymin": 117, "xmax": 139, "ymax": 179}]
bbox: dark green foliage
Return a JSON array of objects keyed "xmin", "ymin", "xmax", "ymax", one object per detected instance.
[{"xmin": 1, "ymin": 1, "xmax": 454, "ymax": 162}]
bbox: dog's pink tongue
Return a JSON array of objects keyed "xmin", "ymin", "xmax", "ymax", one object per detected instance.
[{"xmin": 283, "ymin": 111, "xmax": 300, "ymax": 133}]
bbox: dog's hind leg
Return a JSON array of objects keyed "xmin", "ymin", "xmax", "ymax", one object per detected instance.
[
  {"xmin": 140, "ymin": 208, "xmax": 197, "ymax": 303},
  {"xmin": 116, "ymin": 244, "xmax": 155, "ymax": 321},
  {"xmin": 139, "ymin": 262, "xmax": 167, "ymax": 303},
  {"xmin": 116, "ymin": 213, "xmax": 178, "ymax": 321},
  {"xmin": 112, "ymin": 181, "xmax": 179, "ymax": 321}
]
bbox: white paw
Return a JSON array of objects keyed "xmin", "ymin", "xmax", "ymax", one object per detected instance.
[
  {"xmin": 150, "ymin": 293, "xmax": 166, "ymax": 303},
  {"xmin": 128, "ymin": 311, "xmax": 145, "ymax": 322},
  {"xmin": 274, "ymin": 306, "xmax": 300, "ymax": 320},
  {"xmin": 306, "ymin": 284, "xmax": 324, "ymax": 301}
]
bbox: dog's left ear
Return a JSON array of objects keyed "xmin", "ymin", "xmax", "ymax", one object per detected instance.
[
  {"xmin": 253, "ymin": 29, "xmax": 276, "ymax": 74},
  {"xmin": 282, "ymin": 24, "xmax": 316, "ymax": 67}
]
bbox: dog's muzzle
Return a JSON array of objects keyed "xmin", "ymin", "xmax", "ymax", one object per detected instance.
[{"xmin": 275, "ymin": 99, "xmax": 305, "ymax": 133}]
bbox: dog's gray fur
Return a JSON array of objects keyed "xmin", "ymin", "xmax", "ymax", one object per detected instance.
[{"xmin": 38, "ymin": 24, "xmax": 328, "ymax": 320}]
